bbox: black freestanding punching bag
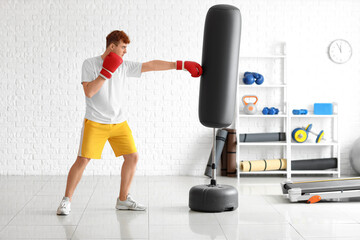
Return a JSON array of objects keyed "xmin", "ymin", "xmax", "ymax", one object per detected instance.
[
  {"xmin": 199, "ymin": 5, "xmax": 241, "ymax": 128},
  {"xmin": 189, "ymin": 5, "xmax": 241, "ymax": 213}
]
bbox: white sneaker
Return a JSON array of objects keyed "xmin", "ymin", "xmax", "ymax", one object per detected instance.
[
  {"xmin": 115, "ymin": 194, "xmax": 146, "ymax": 211},
  {"xmin": 56, "ymin": 197, "xmax": 71, "ymax": 215}
]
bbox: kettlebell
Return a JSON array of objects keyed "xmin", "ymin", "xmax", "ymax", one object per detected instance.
[{"xmin": 242, "ymin": 95, "xmax": 258, "ymax": 115}]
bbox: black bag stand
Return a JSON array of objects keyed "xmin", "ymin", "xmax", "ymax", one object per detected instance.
[{"xmin": 189, "ymin": 128, "xmax": 238, "ymax": 212}]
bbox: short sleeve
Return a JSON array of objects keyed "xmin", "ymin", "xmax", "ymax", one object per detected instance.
[
  {"xmin": 124, "ymin": 61, "xmax": 142, "ymax": 78},
  {"xmin": 81, "ymin": 60, "xmax": 95, "ymax": 84}
]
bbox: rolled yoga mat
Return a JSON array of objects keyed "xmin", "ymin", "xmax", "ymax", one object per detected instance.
[
  {"xmin": 226, "ymin": 129, "xmax": 237, "ymax": 177},
  {"xmin": 204, "ymin": 129, "xmax": 228, "ymax": 177},
  {"xmin": 240, "ymin": 158, "xmax": 338, "ymax": 172},
  {"xmin": 198, "ymin": 4, "xmax": 241, "ymax": 128},
  {"xmin": 291, "ymin": 158, "xmax": 337, "ymax": 170},
  {"xmin": 221, "ymin": 130, "xmax": 229, "ymax": 176},
  {"xmin": 220, "ymin": 129, "xmax": 238, "ymax": 176},
  {"xmin": 239, "ymin": 132, "xmax": 286, "ymax": 142},
  {"xmin": 241, "ymin": 159, "xmax": 287, "ymax": 172}
]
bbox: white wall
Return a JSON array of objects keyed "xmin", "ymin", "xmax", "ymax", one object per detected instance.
[{"xmin": 1, "ymin": 0, "xmax": 360, "ymax": 175}]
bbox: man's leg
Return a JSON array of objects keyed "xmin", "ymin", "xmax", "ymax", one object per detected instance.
[
  {"xmin": 119, "ymin": 152, "xmax": 139, "ymax": 201},
  {"xmin": 65, "ymin": 156, "xmax": 91, "ymax": 202}
]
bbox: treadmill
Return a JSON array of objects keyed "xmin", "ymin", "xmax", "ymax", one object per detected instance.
[{"xmin": 281, "ymin": 177, "xmax": 360, "ymax": 203}]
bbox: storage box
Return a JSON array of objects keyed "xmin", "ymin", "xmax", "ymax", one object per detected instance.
[{"xmin": 314, "ymin": 103, "xmax": 333, "ymax": 115}]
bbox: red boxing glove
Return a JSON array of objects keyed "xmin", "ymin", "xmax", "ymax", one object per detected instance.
[
  {"xmin": 176, "ymin": 60, "xmax": 203, "ymax": 78},
  {"xmin": 100, "ymin": 52, "xmax": 123, "ymax": 79}
]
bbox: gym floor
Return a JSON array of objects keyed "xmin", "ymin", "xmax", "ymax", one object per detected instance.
[{"xmin": 1, "ymin": 175, "xmax": 360, "ymax": 239}]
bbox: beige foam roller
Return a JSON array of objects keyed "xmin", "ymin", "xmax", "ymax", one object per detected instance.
[{"xmin": 240, "ymin": 159, "xmax": 287, "ymax": 172}]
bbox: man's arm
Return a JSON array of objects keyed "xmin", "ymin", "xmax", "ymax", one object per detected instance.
[
  {"xmin": 141, "ymin": 60, "xmax": 176, "ymax": 73},
  {"xmin": 141, "ymin": 60, "xmax": 203, "ymax": 77},
  {"xmin": 82, "ymin": 52, "xmax": 123, "ymax": 98},
  {"xmin": 82, "ymin": 76, "xmax": 106, "ymax": 98}
]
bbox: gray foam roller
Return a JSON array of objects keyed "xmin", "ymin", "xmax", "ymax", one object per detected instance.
[{"xmin": 204, "ymin": 129, "xmax": 228, "ymax": 177}]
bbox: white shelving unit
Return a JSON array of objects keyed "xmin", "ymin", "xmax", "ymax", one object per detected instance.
[
  {"xmin": 289, "ymin": 105, "xmax": 340, "ymax": 178},
  {"xmin": 235, "ymin": 43, "xmax": 289, "ymax": 177},
  {"xmin": 234, "ymin": 43, "xmax": 340, "ymax": 180}
]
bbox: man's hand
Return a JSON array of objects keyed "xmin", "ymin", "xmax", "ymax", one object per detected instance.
[
  {"xmin": 99, "ymin": 52, "xmax": 123, "ymax": 79},
  {"xmin": 176, "ymin": 60, "xmax": 203, "ymax": 78}
]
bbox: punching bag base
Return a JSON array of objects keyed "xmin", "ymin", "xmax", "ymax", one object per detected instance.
[{"xmin": 189, "ymin": 184, "xmax": 238, "ymax": 212}]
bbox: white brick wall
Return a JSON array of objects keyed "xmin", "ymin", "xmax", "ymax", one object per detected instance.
[{"xmin": 1, "ymin": 0, "xmax": 360, "ymax": 176}]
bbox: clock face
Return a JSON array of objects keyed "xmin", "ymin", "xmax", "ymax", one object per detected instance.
[{"xmin": 328, "ymin": 39, "xmax": 352, "ymax": 64}]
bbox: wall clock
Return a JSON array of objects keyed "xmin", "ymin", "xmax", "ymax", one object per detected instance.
[{"xmin": 328, "ymin": 39, "xmax": 352, "ymax": 64}]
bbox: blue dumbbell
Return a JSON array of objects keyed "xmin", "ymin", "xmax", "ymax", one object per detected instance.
[
  {"xmin": 262, "ymin": 107, "xmax": 279, "ymax": 115},
  {"xmin": 269, "ymin": 107, "xmax": 279, "ymax": 115},
  {"xmin": 292, "ymin": 109, "xmax": 308, "ymax": 115}
]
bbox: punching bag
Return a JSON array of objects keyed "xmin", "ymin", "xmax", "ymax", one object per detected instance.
[
  {"xmin": 199, "ymin": 5, "xmax": 241, "ymax": 128},
  {"xmin": 189, "ymin": 4, "xmax": 241, "ymax": 213}
]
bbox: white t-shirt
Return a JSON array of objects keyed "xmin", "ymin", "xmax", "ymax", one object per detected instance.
[{"xmin": 81, "ymin": 56, "xmax": 142, "ymax": 124}]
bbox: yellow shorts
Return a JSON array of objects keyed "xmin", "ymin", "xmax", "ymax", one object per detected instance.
[{"xmin": 78, "ymin": 119, "xmax": 137, "ymax": 159}]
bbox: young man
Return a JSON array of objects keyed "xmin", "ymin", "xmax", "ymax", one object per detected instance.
[{"xmin": 56, "ymin": 30, "xmax": 203, "ymax": 215}]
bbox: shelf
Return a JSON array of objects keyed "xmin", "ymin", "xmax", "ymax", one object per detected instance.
[
  {"xmin": 238, "ymin": 84, "xmax": 286, "ymax": 88},
  {"xmin": 235, "ymin": 43, "xmax": 341, "ymax": 179},
  {"xmin": 291, "ymin": 114, "xmax": 338, "ymax": 118},
  {"xmin": 239, "ymin": 114, "xmax": 287, "ymax": 118},
  {"xmin": 238, "ymin": 142, "xmax": 337, "ymax": 146},
  {"xmin": 291, "ymin": 170, "xmax": 339, "ymax": 175},
  {"xmin": 239, "ymin": 170, "xmax": 339, "ymax": 175},
  {"xmin": 240, "ymin": 171, "xmax": 286, "ymax": 175},
  {"xmin": 291, "ymin": 142, "xmax": 338, "ymax": 146},
  {"xmin": 240, "ymin": 55, "xmax": 286, "ymax": 59},
  {"xmin": 238, "ymin": 142, "xmax": 287, "ymax": 146}
]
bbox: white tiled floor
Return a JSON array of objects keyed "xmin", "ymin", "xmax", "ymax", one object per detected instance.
[{"xmin": 1, "ymin": 175, "xmax": 360, "ymax": 239}]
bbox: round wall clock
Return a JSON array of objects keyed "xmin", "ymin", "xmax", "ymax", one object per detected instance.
[{"xmin": 328, "ymin": 39, "xmax": 352, "ymax": 64}]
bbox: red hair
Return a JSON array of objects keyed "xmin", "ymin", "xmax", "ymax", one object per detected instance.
[{"xmin": 106, "ymin": 30, "xmax": 130, "ymax": 48}]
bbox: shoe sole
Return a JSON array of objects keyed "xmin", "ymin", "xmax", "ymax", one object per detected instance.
[
  {"xmin": 115, "ymin": 206, "xmax": 146, "ymax": 211},
  {"xmin": 56, "ymin": 210, "xmax": 71, "ymax": 215}
]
